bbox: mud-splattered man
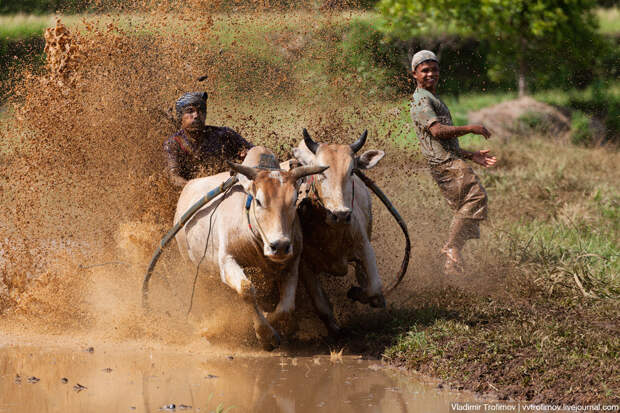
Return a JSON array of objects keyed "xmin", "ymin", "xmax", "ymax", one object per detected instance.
[
  {"xmin": 409, "ymin": 50, "xmax": 497, "ymax": 275},
  {"xmin": 164, "ymin": 92, "xmax": 253, "ymax": 187}
]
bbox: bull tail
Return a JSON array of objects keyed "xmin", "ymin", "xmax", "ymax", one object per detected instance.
[
  {"xmin": 142, "ymin": 175, "xmax": 239, "ymax": 310},
  {"xmin": 354, "ymin": 170, "xmax": 411, "ymax": 295}
]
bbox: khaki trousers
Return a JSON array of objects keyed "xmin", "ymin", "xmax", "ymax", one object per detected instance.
[{"xmin": 430, "ymin": 159, "xmax": 488, "ymax": 249}]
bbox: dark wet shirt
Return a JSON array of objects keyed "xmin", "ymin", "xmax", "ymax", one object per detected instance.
[
  {"xmin": 410, "ymin": 87, "xmax": 461, "ymax": 166},
  {"xmin": 163, "ymin": 126, "xmax": 253, "ymax": 181}
]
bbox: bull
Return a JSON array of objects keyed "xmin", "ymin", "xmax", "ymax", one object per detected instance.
[
  {"xmin": 292, "ymin": 129, "xmax": 387, "ymax": 336},
  {"xmin": 173, "ymin": 147, "xmax": 327, "ymax": 349}
]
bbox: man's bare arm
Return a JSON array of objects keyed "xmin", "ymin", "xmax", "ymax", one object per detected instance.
[{"xmin": 429, "ymin": 122, "xmax": 491, "ymax": 140}]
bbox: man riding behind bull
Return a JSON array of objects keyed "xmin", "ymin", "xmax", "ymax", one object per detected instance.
[
  {"xmin": 409, "ymin": 50, "xmax": 497, "ymax": 276},
  {"xmin": 164, "ymin": 92, "xmax": 253, "ymax": 187}
]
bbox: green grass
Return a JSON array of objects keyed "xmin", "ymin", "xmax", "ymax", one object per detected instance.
[
  {"xmin": 533, "ymin": 81, "xmax": 620, "ymax": 108},
  {"xmin": 382, "ymin": 292, "xmax": 619, "ymax": 403},
  {"xmin": 0, "ymin": 14, "xmax": 53, "ymax": 39},
  {"xmin": 496, "ymin": 196, "xmax": 619, "ymax": 299},
  {"xmin": 596, "ymin": 7, "xmax": 620, "ymax": 35}
]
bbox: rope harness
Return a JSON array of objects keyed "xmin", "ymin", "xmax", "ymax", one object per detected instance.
[
  {"xmin": 303, "ymin": 169, "xmax": 411, "ymax": 295},
  {"xmin": 245, "ymin": 193, "xmax": 270, "ymax": 246}
]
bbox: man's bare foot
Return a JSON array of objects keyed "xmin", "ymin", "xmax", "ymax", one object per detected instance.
[{"xmin": 441, "ymin": 246, "xmax": 464, "ymax": 276}]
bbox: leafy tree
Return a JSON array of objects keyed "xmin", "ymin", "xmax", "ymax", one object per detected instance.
[{"xmin": 377, "ymin": 0, "xmax": 603, "ymax": 96}]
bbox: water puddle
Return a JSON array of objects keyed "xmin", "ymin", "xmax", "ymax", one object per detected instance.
[{"xmin": 0, "ymin": 344, "xmax": 473, "ymax": 412}]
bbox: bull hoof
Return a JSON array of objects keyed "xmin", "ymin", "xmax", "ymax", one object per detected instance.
[
  {"xmin": 256, "ymin": 323, "xmax": 281, "ymax": 351},
  {"xmin": 261, "ymin": 340, "xmax": 278, "ymax": 352},
  {"xmin": 319, "ymin": 315, "xmax": 344, "ymax": 339},
  {"xmin": 368, "ymin": 294, "xmax": 386, "ymax": 309},
  {"xmin": 267, "ymin": 312, "xmax": 298, "ymax": 338},
  {"xmin": 328, "ymin": 325, "xmax": 350, "ymax": 339},
  {"xmin": 347, "ymin": 287, "xmax": 386, "ymax": 308},
  {"xmin": 347, "ymin": 286, "xmax": 368, "ymax": 304}
]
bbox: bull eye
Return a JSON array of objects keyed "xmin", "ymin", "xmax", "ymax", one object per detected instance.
[{"xmin": 255, "ymin": 197, "xmax": 263, "ymax": 208}]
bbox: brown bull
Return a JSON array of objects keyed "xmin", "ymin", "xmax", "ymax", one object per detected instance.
[
  {"xmin": 293, "ymin": 130, "xmax": 386, "ymax": 336},
  {"xmin": 174, "ymin": 146, "xmax": 327, "ymax": 349}
]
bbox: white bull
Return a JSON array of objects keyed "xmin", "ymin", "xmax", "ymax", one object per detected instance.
[
  {"xmin": 174, "ymin": 146, "xmax": 327, "ymax": 349},
  {"xmin": 292, "ymin": 130, "xmax": 386, "ymax": 336}
]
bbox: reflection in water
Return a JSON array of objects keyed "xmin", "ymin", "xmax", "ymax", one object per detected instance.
[{"xmin": 0, "ymin": 345, "xmax": 469, "ymax": 412}]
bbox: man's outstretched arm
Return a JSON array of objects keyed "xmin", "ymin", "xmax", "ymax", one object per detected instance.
[
  {"xmin": 428, "ymin": 122, "xmax": 497, "ymax": 168},
  {"xmin": 429, "ymin": 122, "xmax": 491, "ymax": 140}
]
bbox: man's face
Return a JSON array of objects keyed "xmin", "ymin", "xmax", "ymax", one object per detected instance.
[
  {"xmin": 180, "ymin": 104, "xmax": 206, "ymax": 132},
  {"xmin": 413, "ymin": 61, "xmax": 440, "ymax": 90}
]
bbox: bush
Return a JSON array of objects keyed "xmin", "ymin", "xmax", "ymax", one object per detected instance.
[
  {"xmin": 568, "ymin": 82, "xmax": 620, "ymax": 145},
  {"xmin": 570, "ymin": 110, "xmax": 593, "ymax": 146},
  {"xmin": 514, "ymin": 111, "xmax": 557, "ymax": 137},
  {"xmin": 0, "ymin": 0, "xmax": 91, "ymax": 14},
  {"xmin": 338, "ymin": 19, "xmax": 410, "ymax": 97},
  {"xmin": 341, "ymin": 17, "xmax": 619, "ymax": 97}
]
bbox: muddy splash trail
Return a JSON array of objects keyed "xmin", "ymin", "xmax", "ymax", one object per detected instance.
[{"xmin": 0, "ymin": 2, "xmax": 512, "ymax": 410}]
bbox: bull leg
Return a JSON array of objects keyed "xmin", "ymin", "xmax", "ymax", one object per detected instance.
[
  {"xmin": 267, "ymin": 256, "xmax": 300, "ymax": 338},
  {"xmin": 300, "ymin": 262, "xmax": 342, "ymax": 337},
  {"xmin": 219, "ymin": 254, "xmax": 280, "ymax": 350},
  {"xmin": 347, "ymin": 241, "xmax": 386, "ymax": 308}
]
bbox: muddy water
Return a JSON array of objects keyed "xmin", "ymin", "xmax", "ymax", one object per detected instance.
[{"xmin": 0, "ymin": 344, "xmax": 470, "ymax": 413}]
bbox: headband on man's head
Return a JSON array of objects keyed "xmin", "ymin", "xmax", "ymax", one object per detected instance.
[{"xmin": 175, "ymin": 92, "xmax": 208, "ymax": 118}]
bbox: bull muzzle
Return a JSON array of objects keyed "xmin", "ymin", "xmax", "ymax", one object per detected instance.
[
  {"xmin": 327, "ymin": 208, "xmax": 352, "ymax": 225},
  {"xmin": 264, "ymin": 237, "xmax": 293, "ymax": 259}
]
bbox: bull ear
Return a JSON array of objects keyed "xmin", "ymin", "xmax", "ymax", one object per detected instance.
[
  {"xmin": 289, "ymin": 165, "xmax": 329, "ymax": 182},
  {"xmin": 356, "ymin": 150, "xmax": 385, "ymax": 170},
  {"xmin": 303, "ymin": 128, "xmax": 319, "ymax": 154},
  {"xmin": 350, "ymin": 130, "xmax": 368, "ymax": 153},
  {"xmin": 227, "ymin": 161, "xmax": 257, "ymax": 192}
]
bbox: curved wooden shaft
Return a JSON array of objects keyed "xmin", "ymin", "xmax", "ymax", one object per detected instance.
[
  {"xmin": 354, "ymin": 170, "xmax": 411, "ymax": 294},
  {"xmin": 142, "ymin": 176, "xmax": 238, "ymax": 310}
]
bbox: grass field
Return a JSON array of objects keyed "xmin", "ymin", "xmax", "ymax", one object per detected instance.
[
  {"xmin": 0, "ymin": 13, "xmax": 53, "ymax": 39},
  {"xmin": 1, "ymin": 6, "xmax": 618, "ymax": 39},
  {"xmin": 597, "ymin": 6, "xmax": 620, "ymax": 34}
]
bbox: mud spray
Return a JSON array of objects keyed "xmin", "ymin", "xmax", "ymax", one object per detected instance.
[{"xmin": 0, "ymin": 1, "xmax": 500, "ymax": 351}]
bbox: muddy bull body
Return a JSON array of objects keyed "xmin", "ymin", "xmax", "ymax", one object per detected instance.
[
  {"xmin": 292, "ymin": 130, "xmax": 390, "ymax": 336},
  {"xmin": 145, "ymin": 147, "xmax": 327, "ymax": 349}
]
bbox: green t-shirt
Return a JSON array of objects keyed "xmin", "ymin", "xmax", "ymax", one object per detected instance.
[{"xmin": 410, "ymin": 87, "xmax": 461, "ymax": 166}]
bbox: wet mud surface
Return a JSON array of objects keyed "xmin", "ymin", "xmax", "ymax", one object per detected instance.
[{"xmin": 0, "ymin": 343, "xmax": 472, "ymax": 413}]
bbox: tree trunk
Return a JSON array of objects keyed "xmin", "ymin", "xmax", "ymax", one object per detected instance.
[
  {"xmin": 518, "ymin": 64, "xmax": 527, "ymax": 97},
  {"xmin": 517, "ymin": 37, "xmax": 528, "ymax": 97}
]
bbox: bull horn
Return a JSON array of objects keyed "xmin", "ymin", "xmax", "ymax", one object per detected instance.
[
  {"xmin": 303, "ymin": 128, "xmax": 319, "ymax": 154},
  {"xmin": 290, "ymin": 165, "xmax": 329, "ymax": 181},
  {"xmin": 227, "ymin": 161, "xmax": 258, "ymax": 180},
  {"xmin": 350, "ymin": 130, "xmax": 368, "ymax": 153}
]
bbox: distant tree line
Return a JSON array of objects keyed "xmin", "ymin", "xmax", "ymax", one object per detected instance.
[
  {"xmin": 1, "ymin": 0, "xmax": 616, "ymax": 14},
  {"xmin": 0, "ymin": 0, "xmax": 89, "ymax": 14}
]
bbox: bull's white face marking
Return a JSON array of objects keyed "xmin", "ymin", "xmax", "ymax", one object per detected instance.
[{"xmin": 315, "ymin": 148, "xmax": 355, "ymax": 219}]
